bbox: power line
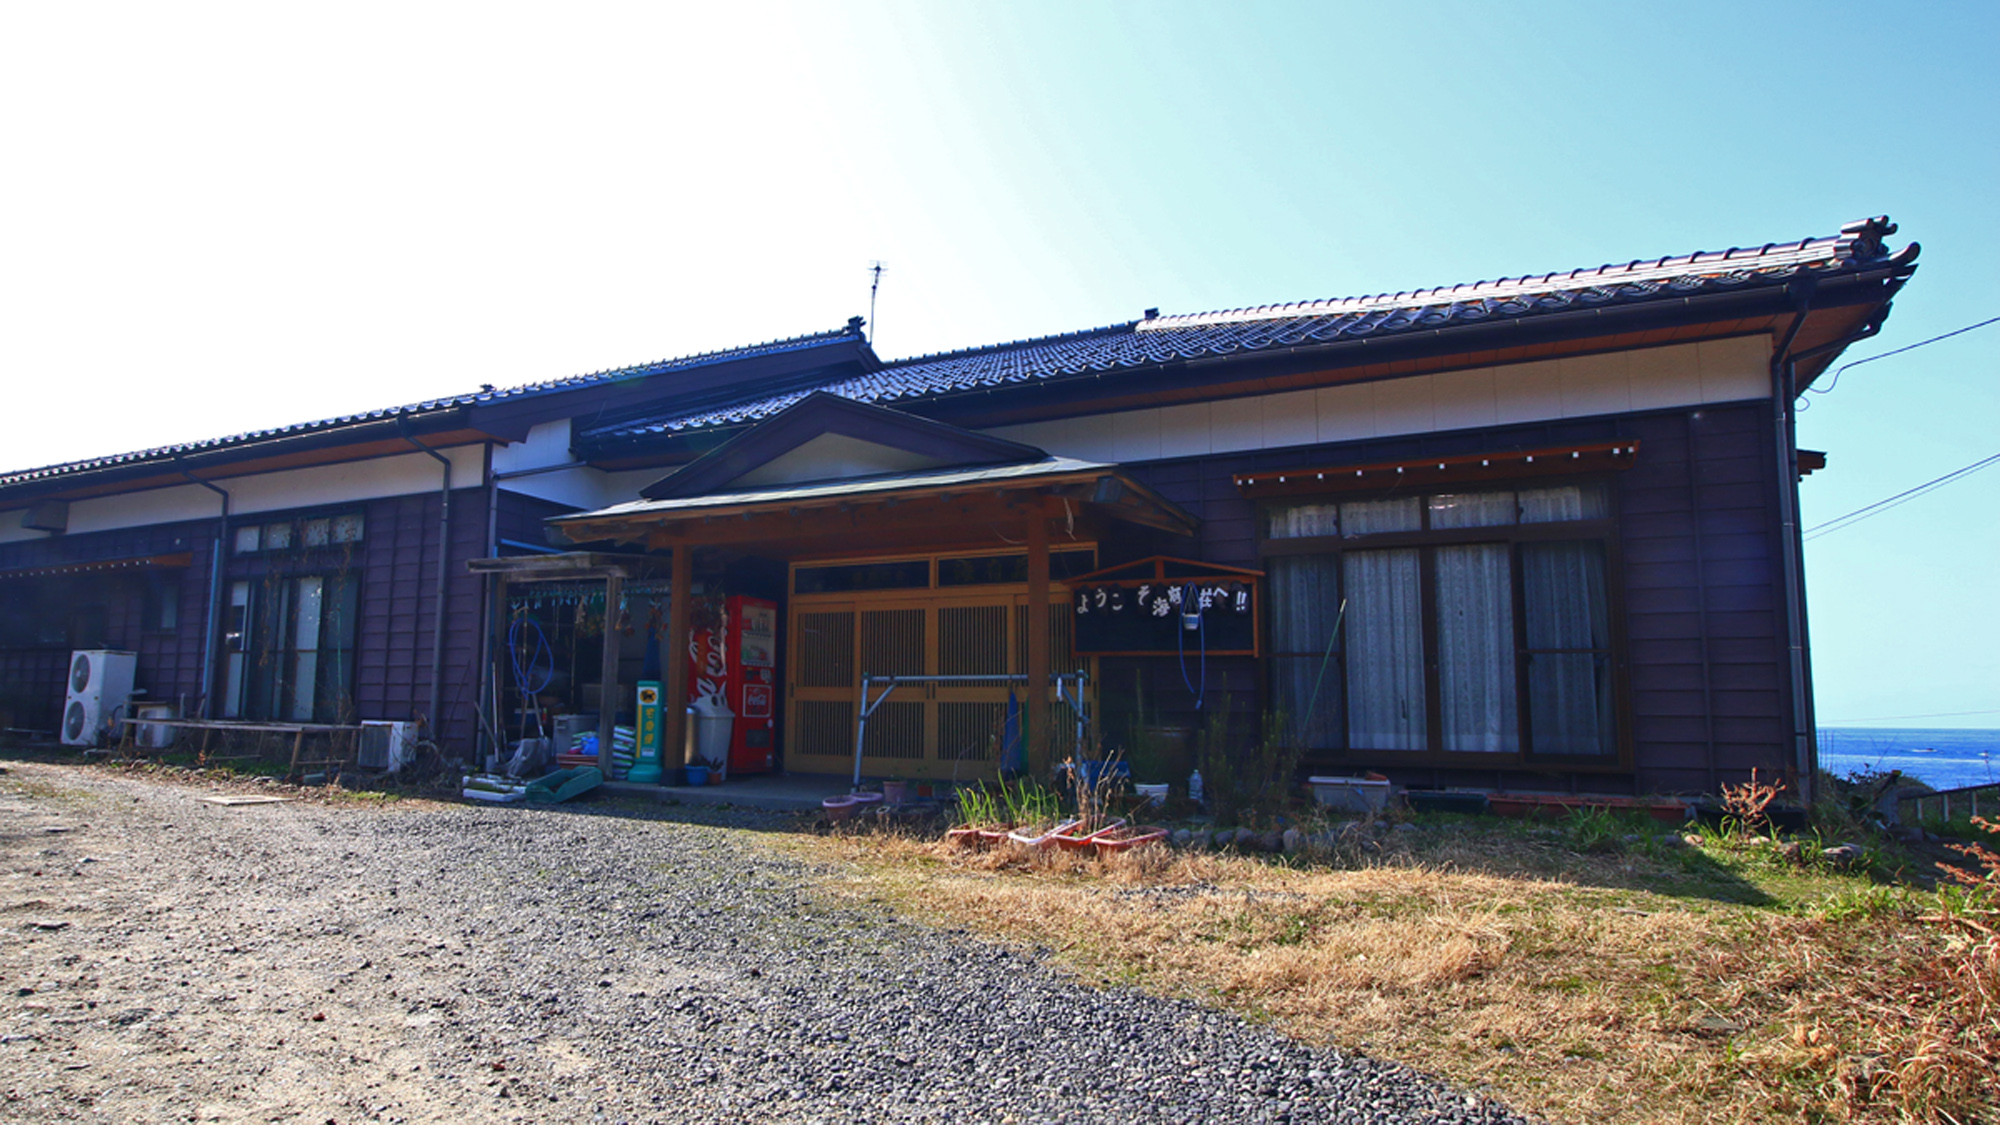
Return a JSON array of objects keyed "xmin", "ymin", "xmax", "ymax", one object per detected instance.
[
  {"xmin": 1805, "ymin": 313, "xmax": 2000, "ymax": 397},
  {"xmin": 1803, "ymin": 447, "xmax": 2000, "ymax": 540}
]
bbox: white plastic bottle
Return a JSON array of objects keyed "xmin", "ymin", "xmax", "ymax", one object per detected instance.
[{"xmin": 1189, "ymin": 769, "xmax": 1204, "ymax": 806}]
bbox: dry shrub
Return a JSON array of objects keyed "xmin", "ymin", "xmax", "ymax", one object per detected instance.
[
  {"xmin": 1834, "ymin": 814, "xmax": 2000, "ymax": 1121},
  {"xmin": 1720, "ymin": 767, "xmax": 1786, "ymax": 839}
]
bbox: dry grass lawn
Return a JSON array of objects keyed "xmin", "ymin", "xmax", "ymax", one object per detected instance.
[{"xmin": 783, "ymin": 819, "xmax": 1998, "ymax": 1125}]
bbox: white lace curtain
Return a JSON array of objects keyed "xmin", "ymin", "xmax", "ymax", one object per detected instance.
[
  {"xmin": 1343, "ymin": 548, "xmax": 1425, "ymax": 750},
  {"xmin": 1263, "ymin": 484, "xmax": 1612, "ymax": 757},
  {"xmin": 1435, "ymin": 543, "xmax": 1517, "ymax": 752}
]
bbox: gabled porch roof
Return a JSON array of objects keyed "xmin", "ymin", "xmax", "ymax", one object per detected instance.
[{"xmin": 549, "ymin": 394, "xmax": 1197, "ymax": 552}]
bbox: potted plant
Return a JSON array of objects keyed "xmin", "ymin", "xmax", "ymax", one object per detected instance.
[
  {"xmin": 947, "ymin": 783, "xmax": 1003, "ymax": 849},
  {"xmin": 999, "ymin": 776, "xmax": 1072, "ymax": 848},
  {"xmin": 1048, "ymin": 749, "xmax": 1129, "ymax": 850}
]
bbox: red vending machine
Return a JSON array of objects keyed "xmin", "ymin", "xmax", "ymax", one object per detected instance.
[{"xmin": 687, "ymin": 595, "xmax": 779, "ymax": 774}]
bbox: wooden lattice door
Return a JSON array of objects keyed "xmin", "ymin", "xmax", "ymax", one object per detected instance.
[{"xmin": 784, "ymin": 591, "xmax": 1087, "ymax": 780}]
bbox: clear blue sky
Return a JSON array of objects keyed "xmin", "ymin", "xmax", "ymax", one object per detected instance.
[{"xmin": 1, "ymin": 1, "xmax": 1994, "ymax": 726}]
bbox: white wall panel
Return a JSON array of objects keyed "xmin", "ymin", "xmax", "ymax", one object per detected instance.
[
  {"xmin": 1626, "ymin": 343, "xmax": 1691, "ymax": 410},
  {"xmin": 1429, "ymin": 367, "xmax": 1499, "ymax": 431},
  {"xmin": 1697, "ymin": 335, "xmax": 1771, "ymax": 402},
  {"xmin": 1209, "ymin": 395, "xmax": 1264, "ymax": 449},
  {"xmin": 987, "ymin": 336, "xmax": 1772, "ymax": 463},
  {"xmin": 23, "ymin": 445, "xmax": 488, "ymax": 539},
  {"xmin": 503, "ymin": 466, "xmax": 661, "ymax": 513},
  {"xmin": 1558, "ymin": 352, "xmax": 1632, "ymax": 417},
  {"xmin": 1261, "ymin": 390, "xmax": 1319, "ymax": 448},
  {"xmin": 1373, "ymin": 376, "xmax": 1437, "ymax": 436},
  {"xmin": 1491, "ymin": 359, "xmax": 1565, "ymax": 425},
  {"xmin": 490, "ymin": 419, "xmax": 574, "ymax": 474},
  {"xmin": 1155, "ymin": 403, "xmax": 1213, "ymax": 457},
  {"xmin": 1110, "ymin": 409, "xmax": 1164, "ymax": 462},
  {"xmin": 1314, "ymin": 382, "xmax": 1375, "ymax": 443}
]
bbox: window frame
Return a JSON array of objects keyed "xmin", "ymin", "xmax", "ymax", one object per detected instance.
[{"xmin": 1257, "ymin": 473, "xmax": 1633, "ymax": 771}]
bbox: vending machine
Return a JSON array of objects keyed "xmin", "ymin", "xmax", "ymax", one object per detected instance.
[{"xmin": 687, "ymin": 595, "xmax": 778, "ymax": 774}]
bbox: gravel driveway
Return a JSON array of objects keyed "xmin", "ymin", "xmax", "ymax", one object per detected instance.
[{"xmin": 0, "ymin": 761, "xmax": 1529, "ymax": 1124}]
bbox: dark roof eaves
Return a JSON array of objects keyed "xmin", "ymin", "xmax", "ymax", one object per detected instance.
[{"xmin": 0, "ymin": 324, "xmax": 867, "ymax": 494}]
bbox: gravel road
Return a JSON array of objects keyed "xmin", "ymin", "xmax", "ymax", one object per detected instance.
[{"xmin": 0, "ymin": 761, "xmax": 1530, "ymax": 1124}]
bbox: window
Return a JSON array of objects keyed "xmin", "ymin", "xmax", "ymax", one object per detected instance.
[
  {"xmin": 232, "ymin": 513, "xmax": 364, "ymax": 555},
  {"xmin": 1263, "ymin": 482, "xmax": 1618, "ymax": 762},
  {"xmin": 793, "ymin": 547, "xmax": 1099, "ymax": 596},
  {"xmin": 143, "ymin": 571, "xmax": 180, "ymax": 633},
  {"xmin": 221, "ymin": 573, "xmax": 359, "ymax": 722}
]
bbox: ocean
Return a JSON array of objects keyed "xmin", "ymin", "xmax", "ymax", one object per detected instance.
[{"xmin": 1817, "ymin": 727, "xmax": 2000, "ymax": 792}]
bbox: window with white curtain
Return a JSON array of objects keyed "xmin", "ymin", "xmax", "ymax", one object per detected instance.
[{"xmin": 1264, "ymin": 480, "xmax": 1617, "ymax": 761}]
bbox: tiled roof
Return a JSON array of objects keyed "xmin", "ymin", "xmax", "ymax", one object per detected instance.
[
  {"xmin": 0, "ymin": 325, "xmax": 864, "ymax": 489},
  {"xmin": 606, "ymin": 217, "xmax": 1912, "ymax": 439}
]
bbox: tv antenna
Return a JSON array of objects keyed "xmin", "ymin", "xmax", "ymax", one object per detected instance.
[{"xmin": 867, "ymin": 261, "xmax": 886, "ymax": 345}]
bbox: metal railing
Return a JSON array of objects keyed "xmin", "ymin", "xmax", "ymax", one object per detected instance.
[
  {"xmin": 853, "ymin": 672, "xmax": 1089, "ymax": 786},
  {"xmin": 1899, "ymin": 781, "xmax": 2000, "ymax": 826}
]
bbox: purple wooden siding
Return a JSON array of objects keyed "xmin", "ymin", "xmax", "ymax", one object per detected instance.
[
  {"xmin": 0, "ymin": 480, "xmax": 580, "ymax": 750},
  {"xmin": 347, "ymin": 485, "xmax": 550, "ymax": 752},
  {"xmin": 1115, "ymin": 399, "xmax": 1793, "ymax": 795},
  {"xmin": 0, "ymin": 518, "xmax": 217, "ymax": 732},
  {"xmin": 496, "ymin": 491, "xmax": 577, "ymax": 552}
]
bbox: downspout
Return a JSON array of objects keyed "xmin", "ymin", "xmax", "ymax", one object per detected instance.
[
  {"xmin": 1773, "ymin": 307, "xmax": 1894, "ymax": 806},
  {"xmin": 177, "ymin": 463, "xmax": 229, "ymax": 720},
  {"xmin": 479, "ymin": 441, "xmax": 498, "ymax": 766},
  {"xmin": 402, "ymin": 426, "xmax": 453, "ymax": 744},
  {"xmin": 1768, "ymin": 278, "xmax": 1815, "ymax": 804}
]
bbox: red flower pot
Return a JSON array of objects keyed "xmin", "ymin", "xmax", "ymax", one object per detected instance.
[
  {"xmin": 1050, "ymin": 818, "xmax": 1126, "ymax": 851},
  {"xmin": 1093, "ymin": 825, "xmax": 1169, "ymax": 853}
]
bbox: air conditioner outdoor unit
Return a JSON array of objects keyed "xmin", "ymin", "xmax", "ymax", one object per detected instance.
[
  {"xmin": 134, "ymin": 702, "xmax": 178, "ymax": 750},
  {"xmin": 61, "ymin": 650, "xmax": 138, "ymax": 748},
  {"xmin": 358, "ymin": 720, "xmax": 418, "ymax": 771}
]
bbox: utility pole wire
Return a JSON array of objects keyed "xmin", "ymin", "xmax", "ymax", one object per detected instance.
[
  {"xmin": 1805, "ymin": 314, "xmax": 2000, "ymax": 397},
  {"xmin": 1804, "ymin": 446, "xmax": 2000, "ymax": 540},
  {"xmin": 1794, "ymin": 313, "xmax": 2000, "ymax": 539}
]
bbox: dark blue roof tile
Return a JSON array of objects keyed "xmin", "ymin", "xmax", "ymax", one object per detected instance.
[{"xmin": 608, "ymin": 218, "xmax": 1912, "ymax": 439}]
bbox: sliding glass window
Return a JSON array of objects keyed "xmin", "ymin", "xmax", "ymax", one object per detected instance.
[{"xmin": 1263, "ymin": 481, "xmax": 1619, "ymax": 763}]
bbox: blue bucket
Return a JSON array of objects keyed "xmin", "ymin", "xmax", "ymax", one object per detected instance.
[
  {"xmin": 1074, "ymin": 760, "xmax": 1131, "ymax": 789},
  {"xmin": 684, "ymin": 765, "xmax": 709, "ymax": 786}
]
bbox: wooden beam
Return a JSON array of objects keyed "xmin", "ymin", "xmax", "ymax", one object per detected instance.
[
  {"xmin": 1026, "ymin": 512, "xmax": 1051, "ymax": 776},
  {"xmin": 597, "ymin": 573, "xmax": 623, "ymax": 775},
  {"xmin": 664, "ymin": 547, "xmax": 692, "ymax": 774}
]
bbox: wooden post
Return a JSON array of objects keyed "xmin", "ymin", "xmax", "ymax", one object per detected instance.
[
  {"xmin": 597, "ymin": 572, "xmax": 623, "ymax": 775},
  {"xmin": 664, "ymin": 546, "xmax": 692, "ymax": 774},
  {"xmin": 489, "ymin": 576, "xmax": 508, "ymax": 769},
  {"xmin": 1026, "ymin": 509, "xmax": 1051, "ymax": 775}
]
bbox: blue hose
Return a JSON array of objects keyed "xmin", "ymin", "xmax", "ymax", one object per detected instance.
[
  {"xmin": 507, "ymin": 615, "xmax": 555, "ymax": 704},
  {"xmin": 1177, "ymin": 582, "xmax": 1207, "ymax": 709}
]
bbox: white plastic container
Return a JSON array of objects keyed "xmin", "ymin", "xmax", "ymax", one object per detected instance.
[
  {"xmin": 1134, "ymin": 783, "xmax": 1169, "ymax": 807},
  {"xmin": 1308, "ymin": 775, "xmax": 1392, "ymax": 815},
  {"xmin": 692, "ymin": 696, "xmax": 734, "ymax": 780}
]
